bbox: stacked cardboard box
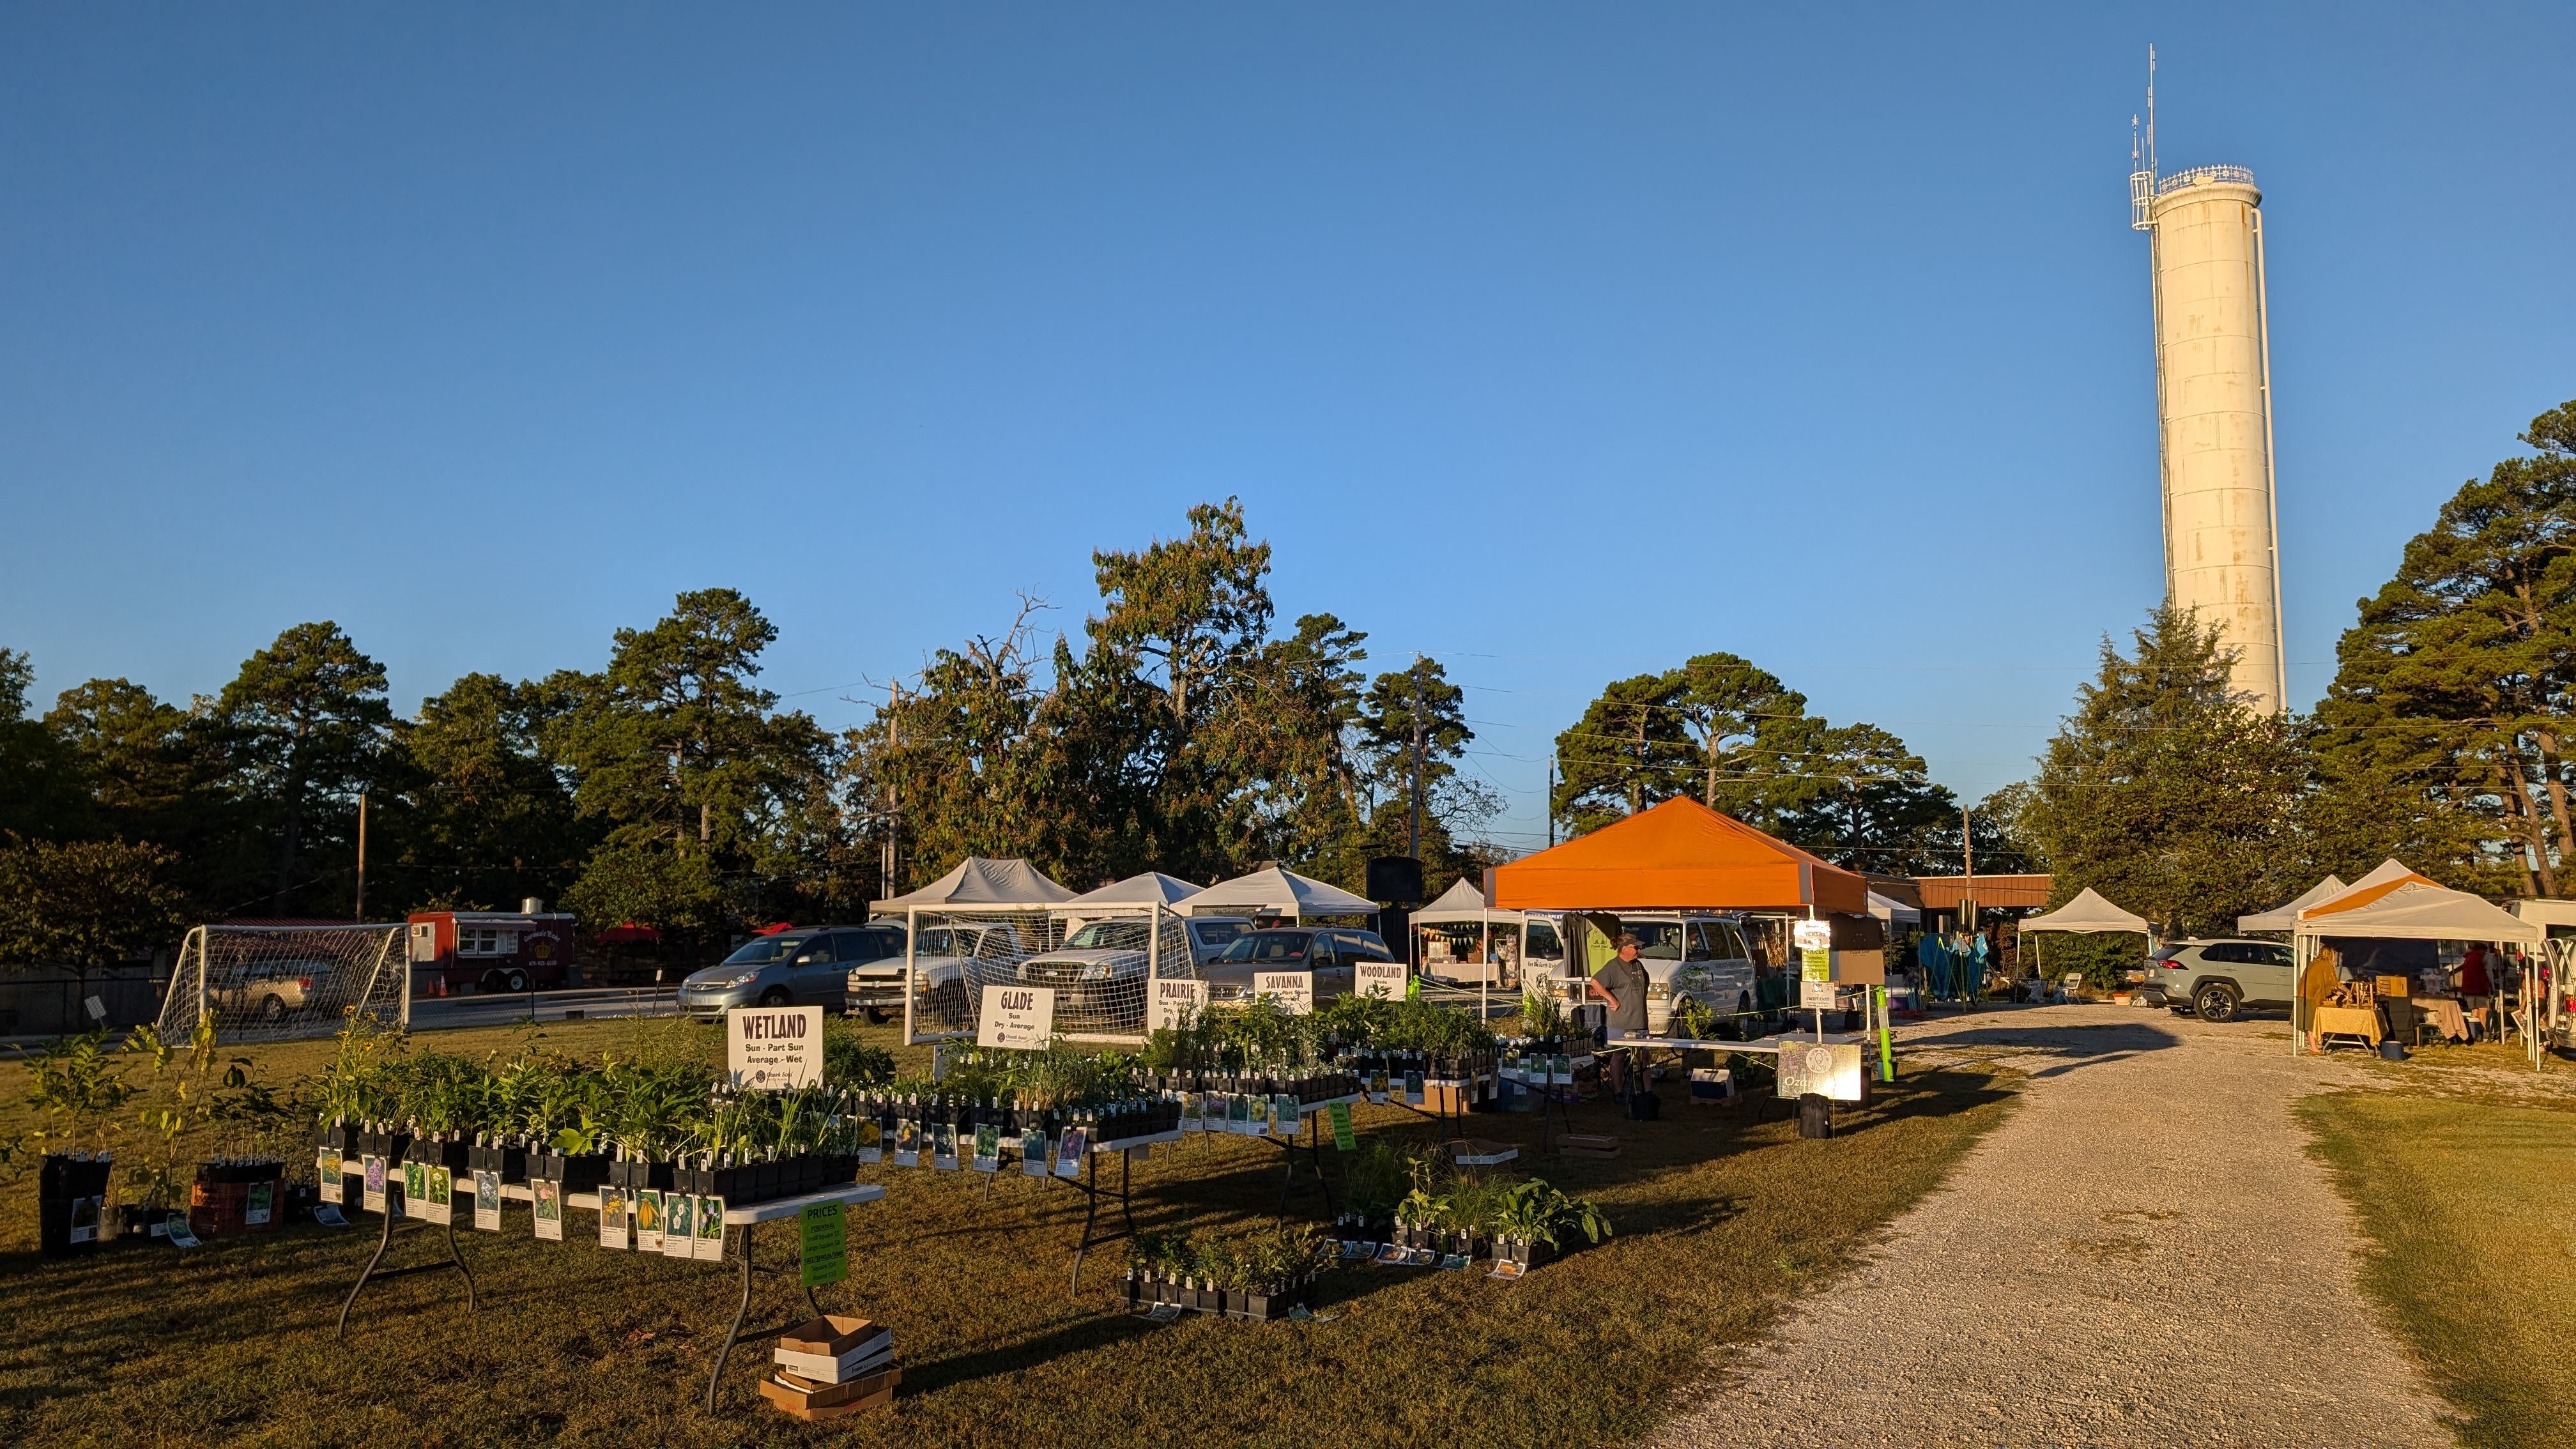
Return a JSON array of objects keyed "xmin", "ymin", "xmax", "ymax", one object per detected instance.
[{"xmin": 760, "ymin": 1315, "xmax": 898, "ymax": 1421}]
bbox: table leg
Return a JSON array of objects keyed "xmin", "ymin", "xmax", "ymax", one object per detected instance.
[
  {"xmin": 335, "ymin": 1202, "xmax": 399, "ymax": 1339},
  {"xmin": 445, "ymin": 1212, "xmax": 478, "ymax": 1312},
  {"xmin": 1068, "ymin": 1154, "xmax": 1103, "ymax": 1298},
  {"xmin": 706, "ymin": 1222, "xmax": 756, "ymax": 1414},
  {"xmin": 1119, "ymin": 1149, "xmax": 1135, "ymax": 1235}
]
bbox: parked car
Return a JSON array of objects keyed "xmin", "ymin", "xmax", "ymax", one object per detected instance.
[
  {"xmin": 1202, "ymin": 926, "xmax": 1395, "ymax": 1004},
  {"xmin": 1015, "ymin": 916, "xmax": 1254, "ymax": 1025},
  {"xmin": 211, "ymin": 960, "xmax": 335, "ymax": 1023},
  {"xmin": 843, "ymin": 922, "xmax": 1028, "ymax": 1025},
  {"xmin": 1540, "ymin": 914, "xmax": 1762, "ymax": 1036},
  {"xmin": 680, "ymin": 926, "xmax": 878, "ymax": 1021},
  {"xmin": 2142, "ymin": 939, "xmax": 2295, "ymax": 1022}
]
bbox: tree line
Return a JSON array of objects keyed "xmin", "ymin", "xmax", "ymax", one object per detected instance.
[{"xmin": 6, "ymin": 400, "xmax": 2571, "ymax": 970}]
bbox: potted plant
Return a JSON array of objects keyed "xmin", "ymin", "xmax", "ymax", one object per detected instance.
[{"xmin": 1490, "ymin": 1179, "xmax": 1613, "ymax": 1272}]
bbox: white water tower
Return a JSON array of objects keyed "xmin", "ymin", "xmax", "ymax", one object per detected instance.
[{"xmin": 2130, "ymin": 47, "xmax": 2286, "ymax": 714}]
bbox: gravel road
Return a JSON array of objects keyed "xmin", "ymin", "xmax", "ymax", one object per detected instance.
[{"xmin": 1648, "ymin": 1004, "xmax": 2454, "ymax": 1447}]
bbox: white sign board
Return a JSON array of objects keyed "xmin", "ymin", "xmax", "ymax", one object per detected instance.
[
  {"xmin": 1253, "ymin": 970, "xmax": 1314, "ymax": 1015},
  {"xmin": 1791, "ymin": 918, "xmax": 1832, "ymax": 953},
  {"xmin": 1800, "ymin": 976, "xmax": 1838, "ymax": 1009},
  {"xmin": 1147, "ymin": 977, "xmax": 1210, "ymax": 1032},
  {"xmin": 727, "ymin": 1005, "xmax": 824, "ymax": 1090},
  {"xmin": 977, "ymin": 984, "xmax": 1057, "ymax": 1049},
  {"xmin": 1354, "ymin": 960, "xmax": 1407, "ymax": 1000}
]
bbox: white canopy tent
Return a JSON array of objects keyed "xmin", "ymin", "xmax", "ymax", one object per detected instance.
[
  {"xmin": 1188, "ymin": 864, "xmax": 1377, "ymax": 920},
  {"xmin": 1057, "ymin": 871, "xmax": 1202, "ymax": 910},
  {"xmin": 872, "ymin": 857, "xmax": 1076, "ymax": 1045},
  {"xmin": 2290, "ymin": 873, "xmax": 2541, "ymax": 1061},
  {"xmin": 1866, "ymin": 891, "xmax": 1923, "ymax": 929},
  {"xmin": 2018, "ymin": 887, "xmax": 2152, "ymax": 1000},
  {"xmin": 873, "ymin": 856, "xmax": 1076, "ymax": 912},
  {"xmin": 2237, "ymin": 875, "xmax": 2347, "ymax": 933},
  {"xmin": 1409, "ymin": 876, "xmax": 1525, "ymax": 1003}
]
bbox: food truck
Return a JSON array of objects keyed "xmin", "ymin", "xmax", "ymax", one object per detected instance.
[{"xmin": 406, "ymin": 900, "xmax": 579, "ymax": 995}]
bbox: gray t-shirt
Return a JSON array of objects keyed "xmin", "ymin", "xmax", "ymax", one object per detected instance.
[{"xmin": 1593, "ymin": 956, "xmax": 1648, "ymax": 1032}]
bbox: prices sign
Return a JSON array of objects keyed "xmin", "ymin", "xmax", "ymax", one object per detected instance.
[
  {"xmin": 1354, "ymin": 960, "xmax": 1407, "ymax": 1000},
  {"xmin": 1253, "ymin": 970, "xmax": 1314, "ymax": 1015},
  {"xmin": 978, "ymin": 984, "xmax": 1057, "ymax": 1049},
  {"xmin": 1147, "ymin": 977, "xmax": 1210, "ymax": 1033},
  {"xmin": 728, "ymin": 1005, "xmax": 824, "ymax": 1090}
]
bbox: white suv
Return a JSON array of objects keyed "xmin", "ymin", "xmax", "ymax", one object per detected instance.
[{"xmin": 2143, "ymin": 939, "xmax": 2294, "ymax": 1022}]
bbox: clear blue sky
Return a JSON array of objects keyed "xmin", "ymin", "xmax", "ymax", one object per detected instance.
[{"xmin": 5, "ymin": 4, "xmax": 2571, "ymax": 855}]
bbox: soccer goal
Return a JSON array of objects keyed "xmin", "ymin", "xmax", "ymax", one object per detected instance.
[{"xmin": 156, "ymin": 923, "xmax": 409, "ymax": 1044}]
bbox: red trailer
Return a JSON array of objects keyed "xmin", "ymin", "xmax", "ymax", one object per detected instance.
[{"xmin": 406, "ymin": 901, "xmax": 579, "ymax": 995}]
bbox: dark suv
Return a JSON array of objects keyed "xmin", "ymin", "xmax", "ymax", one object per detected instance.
[{"xmin": 2142, "ymin": 939, "xmax": 2295, "ymax": 1022}]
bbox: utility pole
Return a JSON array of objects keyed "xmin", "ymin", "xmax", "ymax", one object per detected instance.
[
  {"xmin": 1961, "ymin": 805, "xmax": 1974, "ymax": 935},
  {"xmin": 1547, "ymin": 754, "xmax": 1558, "ymax": 848},
  {"xmin": 883, "ymin": 683, "xmax": 902, "ymax": 897},
  {"xmin": 1408, "ymin": 655, "xmax": 1426, "ymax": 859},
  {"xmin": 355, "ymin": 792, "xmax": 368, "ymax": 922}
]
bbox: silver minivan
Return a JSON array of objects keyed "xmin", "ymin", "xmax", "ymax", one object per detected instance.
[{"xmin": 681, "ymin": 926, "xmax": 887, "ymax": 1020}]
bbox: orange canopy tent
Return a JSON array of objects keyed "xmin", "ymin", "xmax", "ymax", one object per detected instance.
[{"xmin": 1492, "ymin": 797, "xmax": 1869, "ymax": 913}]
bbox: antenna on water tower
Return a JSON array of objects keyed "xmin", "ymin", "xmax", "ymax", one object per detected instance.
[{"xmin": 2128, "ymin": 44, "xmax": 2158, "ymax": 231}]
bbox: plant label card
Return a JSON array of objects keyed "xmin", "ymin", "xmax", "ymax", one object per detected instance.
[
  {"xmin": 164, "ymin": 1214, "xmax": 201, "ymax": 1249},
  {"xmin": 1178, "ymin": 1092, "xmax": 1203, "ymax": 1133},
  {"xmin": 931, "ymin": 1124, "xmax": 959, "ymax": 1170},
  {"xmin": 635, "ymin": 1188, "xmax": 664, "ymax": 1250},
  {"xmin": 418, "ymin": 1169, "xmax": 452, "ymax": 1227},
  {"xmin": 1551, "ymin": 1055, "xmax": 1572, "ymax": 1086},
  {"xmin": 1020, "ymin": 1129, "xmax": 1048, "ymax": 1176},
  {"xmin": 1439, "ymin": 1253, "xmax": 1471, "ymax": 1271},
  {"xmin": 1227, "ymin": 1093, "xmax": 1252, "ymax": 1133},
  {"xmin": 1488, "ymin": 1259, "xmax": 1527, "ymax": 1281},
  {"xmin": 245, "ymin": 1180, "xmax": 275, "ymax": 1227},
  {"xmin": 727, "ymin": 1004, "xmax": 824, "ymax": 1091},
  {"xmin": 894, "ymin": 1119, "xmax": 920, "ymax": 1168},
  {"xmin": 1328, "ymin": 1101, "xmax": 1356, "ymax": 1151},
  {"xmin": 318, "ymin": 1151, "xmax": 342, "ymax": 1195},
  {"xmin": 403, "ymin": 1160, "xmax": 427, "ymax": 1208},
  {"xmin": 1271, "ymin": 1094, "xmax": 1298, "ymax": 1137},
  {"xmin": 473, "ymin": 1171, "xmax": 502, "ymax": 1232},
  {"xmin": 532, "ymin": 1179, "xmax": 562, "ymax": 1240},
  {"xmin": 362, "ymin": 1155, "xmax": 387, "ymax": 1215},
  {"xmin": 1404, "ymin": 1071, "xmax": 1426, "ymax": 1107},
  {"xmin": 972, "ymin": 1124, "xmax": 1000, "ymax": 1172},
  {"xmin": 976, "ymin": 984, "xmax": 1056, "ymax": 1050},
  {"xmin": 661, "ymin": 1191, "xmax": 695, "ymax": 1258},
  {"xmin": 1148, "ymin": 977, "xmax": 1211, "ymax": 1033},
  {"xmin": 1373, "ymin": 1242, "xmax": 1409, "ymax": 1266},
  {"xmin": 696, "ymin": 1197, "xmax": 726, "ymax": 1260},
  {"xmin": 1055, "ymin": 1128, "xmax": 1087, "ymax": 1177},
  {"xmin": 597, "ymin": 1186, "xmax": 630, "ymax": 1250},
  {"xmin": 857, "ymin": 1120, "xmax": 882, "ymax": 1165},
  {"xmin": 798, "ymin": 1202, "xmax": 848, "ymax": 1289},
  {"xmin": 1369, "ymin": 1072, "xmax": 1390, "ymax": 1105}
]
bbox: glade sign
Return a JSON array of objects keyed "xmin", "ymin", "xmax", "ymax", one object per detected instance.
[
  {"xmin": 979, "ymin": 984, "xmax": 1056, "ymax": 1049},
  {"xmin": 728, "ymin": 1005, "xmax": 824, "ymax": 1090}
]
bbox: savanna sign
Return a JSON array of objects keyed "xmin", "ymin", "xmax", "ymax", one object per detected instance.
[
  {"xmin": 1354, "ymin": 960, "xmax": 1406, "ymax": 1000},
  {"xmin": 728, "ymin": 1004, "xmax": 824, "ymax": 1090},
  {"xmin": 979, "ymin": 984, "xmax": 1057, "ymax": 1049},
  {"xmin": 1253, "ymin": 970, "xmax": 1314, "ymax": 1015},
  {"xmin": 1147, "ymin": 977, "xmax": 1210, "ymax": 1033}
]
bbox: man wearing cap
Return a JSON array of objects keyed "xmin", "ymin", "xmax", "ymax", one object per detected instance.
[{"xmin": 1588, "ymin": 933, "xmax": 1649, "ymax": 1095}]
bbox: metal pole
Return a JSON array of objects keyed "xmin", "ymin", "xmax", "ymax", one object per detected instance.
[
  {"xmin": 904, "ymin": 907, "xmax": 919, "ymax": 1046},
  {"xmin": 355, "ymin": 792, "xmax": 368, "ymax": 922}
]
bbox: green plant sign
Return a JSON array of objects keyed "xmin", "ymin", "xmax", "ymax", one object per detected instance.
[{"xmin": 799, "ymin": 1202, "xmax": 847, "ymax": 1288}]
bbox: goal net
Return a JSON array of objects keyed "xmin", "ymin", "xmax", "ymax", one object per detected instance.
[
  {"xmin": 157, "ymin": 924, "xmax": 409, "ymax": 1044},
  {"xmin": 900, "ymin": 905, "xmax": 1205, "ymax": 1046}
]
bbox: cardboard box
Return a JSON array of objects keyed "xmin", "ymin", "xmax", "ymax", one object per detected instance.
[
  {"xmin": 1558, "ymin": 1133, "xmax": 1620, "ymax": 1158},
  {"xmin": 775, "ymin": 1329, "xmax": 894, "ymax": 1384},
  {"xmin": 760, "ymin": 1365, "xmax": 901, "ymax": 1413},
  {"xmin": 778, "ymin": 1315, "xmax": 879, "ymax": 1357}
]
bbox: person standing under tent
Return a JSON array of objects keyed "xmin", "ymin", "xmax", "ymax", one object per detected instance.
[{"xmin": 1588, "ymin": 933, "xmax": 1648, "ymax": 1096}]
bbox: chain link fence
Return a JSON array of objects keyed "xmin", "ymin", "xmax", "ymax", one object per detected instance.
[{"xmin": 899, "ymin": 905, "xmax": 1208, "ymax": 1046}]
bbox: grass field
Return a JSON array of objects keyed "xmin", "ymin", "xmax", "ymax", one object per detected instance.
[
  {"xmin": 0, "ymin": 1018, "xmax": 2012, "ymax": 1448},
  {"xmin": 2301, "ymin": 1086, "xmax": 2576, "ymax": 1449}
]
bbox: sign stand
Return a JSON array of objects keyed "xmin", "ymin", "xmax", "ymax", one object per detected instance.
[{"xmin": 335, "ymin": 1176, "xmax": 478, "ymax": 1339}]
